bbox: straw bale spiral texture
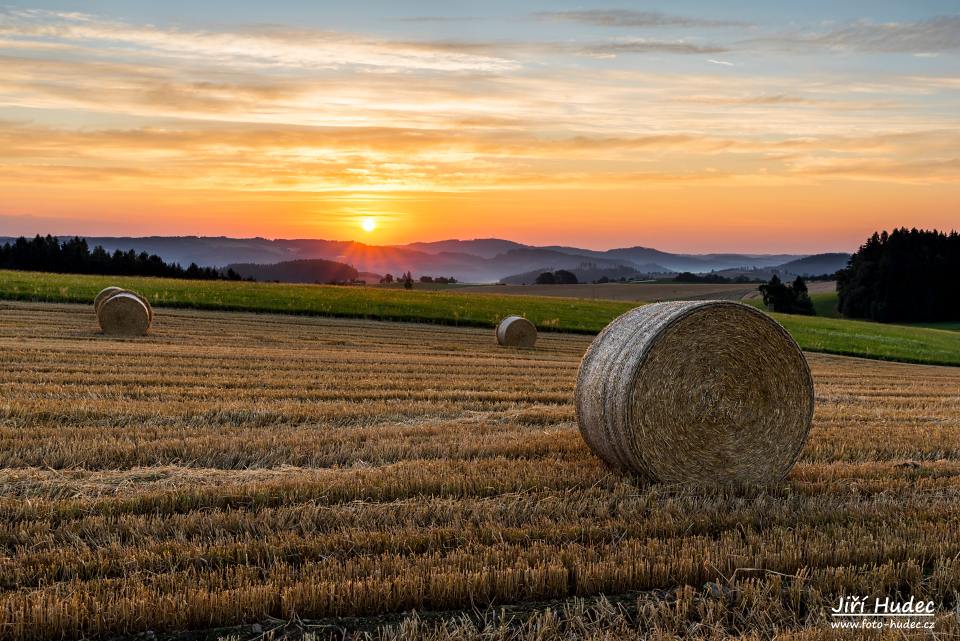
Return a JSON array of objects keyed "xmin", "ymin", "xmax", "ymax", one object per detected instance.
[
  {"xmin": 129, "ymin": 291, "xmax": 154, "ymax": 323},
  {"xmin": 93, "ymin": 287, "xmax": 125, "ymax": 315},
  {"xmin": 575, "ymin": 300, "xmax": 814, "ymax": 484},
  {"xmin": 97, "ymin": 292, "xmax": 152, "ymax": 336},
  {"xmin": 496, "ymin": 316, "xmax": 537, "ymax": 348},
  {"xmin": 95, "ymin": 287, "xmax": 153, "ymax": 322}
]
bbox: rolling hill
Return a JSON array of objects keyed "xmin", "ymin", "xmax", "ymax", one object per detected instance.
[
  {"xmin": 712, "ymin": 253, "xmax": 851, "ymax": 282},
  {"xmin": 0, "ymin": 235, "xmax": 845, "ymax": 284},
  {"xmin": 775, "ymin": 253, "xmax": 850, "ymax": 276}
]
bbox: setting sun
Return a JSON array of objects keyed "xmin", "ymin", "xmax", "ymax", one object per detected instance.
[{"xmin": 360, "ymin": 217, "xmax": 377, "ymax": 233}]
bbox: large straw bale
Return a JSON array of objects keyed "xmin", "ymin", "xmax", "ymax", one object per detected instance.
[
  {"xmin": 496, "ymin": 316, "xmax": 537, "ymax": 348},
  {"xmin": 97, "ymin": 292, "xmax": 151, "ymax": 336},
  {"xmin": 575, "ymin": 300, "xmax": 813, "ymax": 484}
]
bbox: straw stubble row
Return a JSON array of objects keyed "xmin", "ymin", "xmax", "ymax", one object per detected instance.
[{"xmin": 0, "ymin": 303, "xmax": 957, "ymax": 639}]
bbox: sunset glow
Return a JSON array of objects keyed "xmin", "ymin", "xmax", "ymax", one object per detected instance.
[{"xmin": 0, "ymin": 2, "xmax": 958, "ymax": 251}]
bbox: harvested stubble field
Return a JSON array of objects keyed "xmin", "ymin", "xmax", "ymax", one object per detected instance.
[{"xmin": 2, "ymin": 302, "xmax": 960, "ymax": 640}]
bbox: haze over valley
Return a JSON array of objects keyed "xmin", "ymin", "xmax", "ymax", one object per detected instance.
[{"xmin": 0, "ymin": 235, "xmax": 851, "ymax": 283}]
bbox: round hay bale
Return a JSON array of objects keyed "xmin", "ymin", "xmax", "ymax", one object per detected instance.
[
  {"xmin": 97, "ymin": 292, "xmax": 151, "ymax": 336},
  {"xmin": 127, "ymin": 290, "xmax": 154, "ymax": 323},
  {"xmin": 94, "ymin": 287, "xmax": 125, "ymax": 315},
  {"xmin": 496, "ymin": 315, "xmax": 537, "ymax": 348},
  {"xmin": 575, "ymin": 300, "xmax": 813, "ymax": 484}
]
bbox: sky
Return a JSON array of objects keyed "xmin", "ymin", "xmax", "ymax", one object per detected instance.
[{"xmin": 0, "ymin": 1, "xmax": 958, "ymax": 252}]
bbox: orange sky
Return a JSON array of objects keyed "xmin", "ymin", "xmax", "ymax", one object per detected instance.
[{"xmin": 1, "ymin": 6, "xmax": 958, "ymax": 252}]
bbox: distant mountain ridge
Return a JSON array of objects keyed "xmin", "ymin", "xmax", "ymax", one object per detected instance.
[
  {"xmin": 0, "ymin": 235, "xmax": 848, "ymax": 284},
  {"xmin": 775, "ymin": 253, "xmax": 850, "ymax": 276},
  {"xmin": 709, "ymin": 253, "xmax": 851, "ymax": 283},
  {"xmin": 405, "ymin": 238, "xmax": 526, "ymax": 259}
]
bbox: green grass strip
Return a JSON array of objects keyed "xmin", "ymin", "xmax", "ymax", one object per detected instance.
[{"xmin": 2, "ymin": 269, "xmax": 957, "ymax": 366}]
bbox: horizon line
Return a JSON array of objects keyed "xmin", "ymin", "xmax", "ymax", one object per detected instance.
[{"xmin": 0, "ymin": 232, "xmax": 857, "ymax": 256}]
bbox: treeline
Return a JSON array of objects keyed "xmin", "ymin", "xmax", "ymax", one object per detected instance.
[
  {"xmin": 837, "ymin": 228, "xmax": 960, "ymax": 323},
  {"xmin": 535, "ymin": 270, "xmax": 578, "ymax": 285},
  {"xmin": 674, "ymin": 272, "xmax": 761, "ymax": 284},
  {"xmin": 379, "ymin": 273, "xmax": 458, "ymax": 285},
  {"xmin": 759, "ymin": 275, "xmax": 815, "ymax": 315},
  {"xmin": 0, "ymin": 235, "xmax": 242, "ymax": 280},
  {"xmin": 227, "ymin": 259, "xmax": 357, "ymax": 284}
]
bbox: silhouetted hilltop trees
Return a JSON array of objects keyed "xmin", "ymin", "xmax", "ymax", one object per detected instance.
[
  {"xmin": 226, "ymin": 259, "xmax": 358, "ymax": 284},
  {"xmin": 674, "ymin": 272, "xmax": 761, "ymax": 284},
  {"xmin": 0, "ymin": 235, "xmax": 240, "ymax": 280},
  {"xmin": 759, "ymin": 275, "xmax": 815, "ymax": 315},
  {"xmin": 837, "ymin": 228, "xmax": 960, "ymax": 323},
  {"xmin": 535, "ymin": 269, "xmax": 578, "ymax": 285}
]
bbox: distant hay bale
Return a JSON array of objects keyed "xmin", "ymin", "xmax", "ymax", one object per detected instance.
[
  {"xmin": 128, "ymin": 291, "xmax": 154, "ymax": 323},
  {"xmin": 575, "ymin": 300, "xmax": 813, "ymax": 484},
  {"xmin": 94, "ymin": 287, "xmax": 153, "ymax": 323},
  {"xmin": 93, "ymin": 287, "xmax": 125, "ymax": 315},
  {"xmin": 97, "ymin": 292, "xmax": 152, "ymax": 336},
  {"xmin": 496, "ymin": 316, "xmax": 537, "ymax": 348}
]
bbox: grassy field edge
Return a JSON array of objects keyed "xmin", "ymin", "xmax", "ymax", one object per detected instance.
[{"xmin": 2, "ymin": 269, "xmax": 958, "ymax": 366}]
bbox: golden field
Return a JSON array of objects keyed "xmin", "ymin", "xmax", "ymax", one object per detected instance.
[{"xmin": 1, "ymin": 302, "xmax": 959, "ymax": 640}]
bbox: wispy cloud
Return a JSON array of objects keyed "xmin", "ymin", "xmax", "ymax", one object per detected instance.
[
  {"xmin": 4, "ymin": 112, "xmax": 957, "ymax": 194},
  {"xmin": 707, "ymin": 58, "xmax": 735, "ymax": 66},
  {"xmin": 792, "ymin": 157, "xmax": 960, "ymax": 184},
  {"xmin": 745, "ymin": 16, "xmax": 960, "ymax": 53},
  {"xmin": 393, "ymin": 16, "xmax": 482, "ymax": 23},
  {"xmin": 0, "ymin": 9, "xmax": 519, "ymax": 72},
  {"xmin": 574, "ymin": 40, "xmax": 729, "ymax": 56},
  {"xmin": 534, "ymin": 9, "xmax": 746, "ymax": 28}
]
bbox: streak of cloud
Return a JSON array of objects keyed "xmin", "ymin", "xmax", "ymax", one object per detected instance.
[
  {"xmin": 744, "ymin": 16, "xmax": 960, "ymax": 53},
  {"xmin": 534, "ymin": 9, "xmax": 747, "ymax": 28},
  {"xmin": 393, "ymin": 16, "xmax": 482, "ymax": 23},
  {"xmin": 575, "ymin": 40, "xmax": 729, "ymax": 56},
  {"xmin": 0, "ymin": 9, "xmax": 519, "ymax": 72}
]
